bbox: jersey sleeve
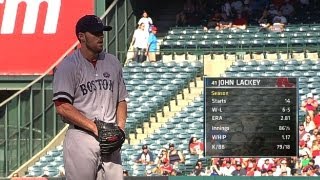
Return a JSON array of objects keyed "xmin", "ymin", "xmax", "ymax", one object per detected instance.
[{"xmin": 52, "ymin": 59, "xmax": 76, "ymax": 104}]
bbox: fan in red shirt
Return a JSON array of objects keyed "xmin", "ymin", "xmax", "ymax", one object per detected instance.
[
  {"xmin": 160, "ymin": 159, "xmax": 173, "ymax": 175},
  {"xmin": 232, "ymin": 13, "xmax": 247, "ymax": 30},
  {"xmin": 188, "ymin": 137, "xmax": 204, "ymax": 157},
  {"xmin": 313, "ymin": 111, "xmax": 320, "ymax": 128}
]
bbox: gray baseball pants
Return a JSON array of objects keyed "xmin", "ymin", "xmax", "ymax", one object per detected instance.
[{"xmin": 63, "ymin": 128, "xmax": 123, "ymax": 180}]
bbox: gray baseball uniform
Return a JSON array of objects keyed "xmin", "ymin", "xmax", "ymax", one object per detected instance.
[{"xmin": 53, "ymin": 49, "xmax": 128, "ymax": 180}]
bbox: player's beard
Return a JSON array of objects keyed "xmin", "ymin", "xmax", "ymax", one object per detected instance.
[{"xmin": 84, "ymin": 35, "xmax": 104, "ymax": 54}]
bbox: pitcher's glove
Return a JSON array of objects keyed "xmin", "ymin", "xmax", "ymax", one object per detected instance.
[{"xmin": 94, "ymin": 119, "xmax": 125, "ymax": 156}]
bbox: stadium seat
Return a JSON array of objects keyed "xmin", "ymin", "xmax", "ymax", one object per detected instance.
[
  {"xmin": 290, "ymin": 71, "xmax": 302, "ymax": 77},
  {"xmin": 304, "ymin": 71, "xmax": 316, "ymax": 77}
]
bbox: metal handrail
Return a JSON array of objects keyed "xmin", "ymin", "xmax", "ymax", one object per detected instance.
[{"xmin": 0, "ymin": 0, "xmax": 119, "ymax": 108}]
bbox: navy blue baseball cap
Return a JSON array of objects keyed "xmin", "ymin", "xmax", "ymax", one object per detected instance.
[{"xmin": 76, "ymin": 15, "xmax": 112, "ymax": 35}]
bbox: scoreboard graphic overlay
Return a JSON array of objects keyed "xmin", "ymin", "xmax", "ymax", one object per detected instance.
[{"xmin": 204, "ymin": 77, "xmax": 298, "ymax": 157}]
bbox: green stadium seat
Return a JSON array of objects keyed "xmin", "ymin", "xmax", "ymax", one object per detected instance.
[
  {"xmin": 286, "ymin": 59, "xmax": 300, "ymax": 65},
  {"xmin": 164, "ymin": 61, "xmax": 177, "ymax": 68},
  {"xmin": 304, "ymin": 71, "xmax": 316, "ymax": 77},
  {"xmin": 142, "ymin": 79, "xmax": 157, "ymax": 86},
  {"xmin": 262, "ymin": 72, "xmax": 276, "ymax": 77},
  {"xmin": 156, "ymin": 67, "xmax": 170, "ymax": 73},
  {"xmin": 241, "ymin": 65, "xmax": 254, "ymax": 72},
  {"xmin": 297, "ymin": 64, "xmax": 311, "ymax": 71},
  {"xmin": 298, "ymin": 77, "xmax": 308, "ymax": 83},
  {"xmin": 224, "ymin": 72, "xmax": 236, "ymax": 77},
  {"xmin": 170, "ymin": 66, "xmax": 184, "ymax": 73},
  {"xmin": 290, "ymin": 71, "xmax": 302, "ymax": 77},
  {"xmin": 151, "ymin": 61, "xmax": 165, "ymax": 68},
  {"xmin": 255, "ymin": 65, "xmax": 267, "ymax": 71},
  {"xmin": 276, "ymin": 71, "xmax": 290, "ymax": 77},
  {"xmin": 235, "ymin": 72, "xmax": 248, "ymax": 77},
  {"xmin": 301, "ymin": 59, "xmax": 315, "ymax": 65},
  {"xmin": 308, "ymin": 82, "xmax": 320, "ymax": 89},
  {"xmin": 311, "ymin": 88, "xmax": 320, "ymax": 95},
  {"xmin": 233, "ymin": 60, "xmax": 245, "ymax": 67},
  {"xmin": 299, "ymin": 82, "xmax": 308, "ymax": 88},
  {"xmin": 249, "ymin": 72, "xmax": 263, "ymax": 77},
  {"xmin": 127, "ymin": 61, "xmax": 141, "ymax": 68},
  {"xmin": 160, "ymin": 72, "xmax": 174, "ymax": 80},
  {"xmin": 143, "ymin": 67, "xmax": 156, "ymax": 73},
  {"xmin": 246, "ymin": 60, "xmax": 259, "ymax": 66},
  {"xmin": 311, "ymin": 64, "xmax": 320, "ymax": 70},
  {"xmin": 272, "ymin": 59, "xmax": 285, "ymax": 66},
  {"xmin": 290, "ymin": 37, "xmax": 306, "ymax": 53},
  {"xmin": 267, "ymin": 65, "xmax": 281, "ymax": 71},
  {"xmin": 283, "ymin": 64, "xmax": 296, "ymax": 71},
  {"xmin": 130, "ymin": 66, "xmax": 144, "ymax": 73}
]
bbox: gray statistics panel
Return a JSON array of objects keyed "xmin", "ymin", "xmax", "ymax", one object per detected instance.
[{"xmin": 204, "ymin": 77, "xmax": 298, "ymax": 157}]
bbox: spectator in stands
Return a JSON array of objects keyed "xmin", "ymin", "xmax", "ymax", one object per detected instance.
[
  {"xmin": 131, "ymin": 23, "xmax": 148, "ymax": 62},
  {"xmin": 299, "ymin": 124, "xmax": 307, "ymax": 140},
  {"xmin": 261, "ymin": 159, "xmax": 273, "ymax": 171},
  {"xmin": 220, "ymin": 160, "xmax": 235, "ymax": 176},
  {"xmin": 188, "ymin": 137, "xmax": 204, "ymax": 157},
  {"xmin": 313, "ymin": 110, "xmax": 320, "ymax": 128},
  {"xmin": 311, "ymin": 139, "xmax": 320, "ymax": 157},
  {"xmin": 159, "ymin": 158, "xmax": 173, "ymax": 176},
  {"xmin": 216, "ymin": 18, "xmax": 233, "ymax": 31},
  {"xmin": 154, "ymin": 148, "xmax": 169, "ymax": 166},
  {"xmin": 301, "ymin": 93, "xmax": 318, "ymax": 121},
  {"xmin": 231, "ymin": 163, "xmax": 247, "ymax": 176},
  {"xmin": 246, "ymin": 159, "xmax": 261, "ymax": 176},
  {"xmin": 272, "ymin": 11, "xmax": 287, "ymax": 24},
  {"xmin": 311, "ymin": 129, "xmax": 319, "ymax": 143},
  {"xmin": 210, "ymin": 163, "xmax": 222, "ymax": 176},
  {"xmin": 304, "ymin": 165, "xmax": 318, "ymax": 176},
  {"xmin": 192, "ymin": 160, "xmax": 205, "ymax": 176},
  {"xmin": 231, "ymin": 0, "xmax": 244, "ymax": 14},
  {"xmin": 280, "ymin": 0, "xmax": 295, "ymax": 17},
  {"xmin": 275, "ymin": 159, "xmax": 292, "ymax": 176},
  {"xmin": 184, "ymin": 0, "xmax": 196, "ymax": 14},
  {"xmin": 176, "ymin": 10, "xmax": 187, "ymax": 26},
  {"xmin": 221, "ymin": 0, "xmax": 233, "ymax": 19},
  {"xmin": 315, "ymin": 165, "xmax": 320, "ymax": 175},
  {"xmin": 269, "ymin": 165, "xmax": 277, "ymax": 176},
  {"xmin": 168, "ymin": 143, "xmax": 185, "ymax": 167},
  {"xmin": 203, "ymin": 10, "xmax": 222, "ymax": 31},
  {"xmin": 138, "ymin": 10, "xmax": 153, "ymax": 36},
  {"xmin": 231, "ymin": 13, "xmax": 248, "ymax": 29},
  {"xmin": 272, "ymin": 0, "xmax": 285, "ymax": 9},
  {"xmin": 304, "ymin": 115, "xmax": 316, "ymax": 133},
  {"xmin": 317, "ymin": 132, "xmax": 320, "ymax": 144},
  {"xmin": 300, "ymin": 151, "xmax": 312, "ymax": 169},
  {"xmin": 268, "ymin": 4, "xmax": 280, "ymax": 19},
  {"xmin": 135, "ymin": 145, "xmax": 154, "ymax": 165},
  {"xmin": 299, "ymin": 140, "xmax": 312, "ymax": 159},
  {"xmin": 146, "ymin": 26, "xmax": 158, "ymax": 62},
  {"xmin": 261, "ymin": 169, "xmax": 268, "ymax": 176}
]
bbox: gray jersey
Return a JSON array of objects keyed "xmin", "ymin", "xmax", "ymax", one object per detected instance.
[{"xmin": 53, "ymin": 49, "xmax": 128, "ymax": 123}]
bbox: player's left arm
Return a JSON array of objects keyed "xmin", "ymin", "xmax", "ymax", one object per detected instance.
[{"xmin": 116, "ymin": 100, "xmax": 127, "ymax": 131}]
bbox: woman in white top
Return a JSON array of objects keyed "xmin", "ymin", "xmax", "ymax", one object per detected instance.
[
  {"xmin": 138, "ymin": 11, "xmax": 153, "ymax": 37},
  {"xmin": 131, "ymin": 23, "xmax": 148, "ymax": 62}
]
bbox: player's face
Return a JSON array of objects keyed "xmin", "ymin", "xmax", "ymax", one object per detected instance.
[{"xmin": 84, "ymin": 31, "xmax": 104, "ymax": 53}]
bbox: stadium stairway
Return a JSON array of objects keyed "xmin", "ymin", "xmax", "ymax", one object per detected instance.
[{"xmin": 129, "ymin": 76, "xmax": 203, "ymax": 145}]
